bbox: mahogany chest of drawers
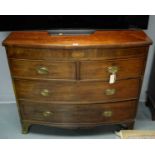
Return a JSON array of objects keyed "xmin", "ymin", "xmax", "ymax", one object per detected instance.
[{"xmin": 3, "ymin": 30, "xmax": 152, "ymax": 134}]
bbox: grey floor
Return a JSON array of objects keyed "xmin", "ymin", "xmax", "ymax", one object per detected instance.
[{"xmin": 0, "ymin": 102, "xmax": 154, "ymax": 139}]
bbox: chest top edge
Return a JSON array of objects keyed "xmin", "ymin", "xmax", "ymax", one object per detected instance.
[{"xmin": 2, "ymin": 30, "xmax": 152, "ymax": 49}]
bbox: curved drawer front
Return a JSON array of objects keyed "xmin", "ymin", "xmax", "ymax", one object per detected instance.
[
  {"xmin": 7, "ymin": 46, "xmax": 148, "ymax": 60},
  {"xmin": 80, "ymin": 57, "xmax": 145, "ymax": 80},
  {"xmin": 20, "ymin": 100, "xmax": 137, "ymax": 124},
  {"xmin": 9, "ymin": 59, "xmax": 76, "ymax": 80},
  {"xmin": 14, "ymin": 79, "xmax": 140, "ymax": 102}
]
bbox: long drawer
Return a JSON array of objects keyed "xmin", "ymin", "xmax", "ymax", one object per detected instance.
[
  {"xmin": 20, "ymin": 100, "xmax": 137, "ymax": 124},
  {"xmin": 80, "ymin": 57, "xmax": 145, "ymax": 80},
  {"xmin": 9, "ymin": 59, "xmax": 76, "ymax": 80},
  {"xmin": 14, "ymin": 79, "xmax": 141, "ymax": 102},
  {"xmin": 6, "ymin": 46, "xmax": 148, "ymax": 60}
]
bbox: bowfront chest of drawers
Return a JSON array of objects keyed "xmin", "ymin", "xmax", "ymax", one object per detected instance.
[{"xmin": 3, "ymin": 30, "xmax": 152, "ymax": 134}]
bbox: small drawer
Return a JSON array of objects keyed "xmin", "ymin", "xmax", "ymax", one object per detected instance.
[
  {"xmin": 9, "ymin": 59, "xmax": 76, "ymax": 80},
  {"xmin": 14, "ymin": 79, "xmax": 140, "ymax": 102},
  {"xmin": 20, "ymin": 100, "xmax": 137, "ymax": 124},
  {"xmin": 80, "ymin": 57, "xmax": 145, "ymax": 80}
]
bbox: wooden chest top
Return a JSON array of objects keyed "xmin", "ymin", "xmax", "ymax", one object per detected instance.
[{"xmin": 3, "ymin": 30, "xmax": 152, "ymax": 48}]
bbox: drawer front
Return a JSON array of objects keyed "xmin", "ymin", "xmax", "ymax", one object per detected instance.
[
  {"xmin": 6, "ymin": 46, "xmax": 148, "ymax": 60},
  {"xmin": 20, "ymin": 100, "xmax": 137, "ymax": 124},
  {"xmin": 80, "ymin": 57, "xmax": 145, "ymax": 80},
  {"xmin": 14, "ymin": 79, "xmax": 140, "ymax": 102},
  {"xmin": 9, "ymin": 59, "xmax": 76, "ymax": 80}
]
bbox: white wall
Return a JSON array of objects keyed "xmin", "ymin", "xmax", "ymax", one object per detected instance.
[
  {"xmin": 140, "ymin": 15, "xmax": 155, "ymax": 102},
  {"xmin": 0, "ymin": 32, "xmax": 16, "ymax": 103},
  {"xmin": 0, "ymin": 16, "xmax": 155, "ymax": 104}
]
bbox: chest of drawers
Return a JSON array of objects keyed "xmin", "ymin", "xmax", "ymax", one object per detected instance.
[{"xmin": 3, "ymin": 30, "xmax": 152, "ymax": 134}]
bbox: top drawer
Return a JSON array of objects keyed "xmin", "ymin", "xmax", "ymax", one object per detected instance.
[
  {"xmin": 80, "ymin": 57, "xmax": 146, "ymax": 80},
  {"xmin": 6, "ymin": 46, "xmax": 148, "ymax": 60},
  {"xmin": 9, "ymin": 59, "xmax": 76, "ymax": 80}
]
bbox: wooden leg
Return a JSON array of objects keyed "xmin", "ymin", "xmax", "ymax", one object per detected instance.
[
  {"xmin": 22, "ymin": 122, "xmax": 31, "ymax": 134},
  {"xmin": 126, "ymin": 121, "xmax": 134, "ymax": 129},
  {"xmin": 152, "ymin": 114, "xmax": 155, "ymax": 120},
  {"xmin": 120, "ymin": 121, "xmax": 134, "ymax": 130},
  {"xmin": 145, "ymin": 97, "xmax": 150, "ymax": 107},
  {"xmin": 150, "ymin": 109, "xmax": 155, "ymax": 120},
  {"xmin": 145, "ymin": 95, "xmax": 155, "ymax": 120}
]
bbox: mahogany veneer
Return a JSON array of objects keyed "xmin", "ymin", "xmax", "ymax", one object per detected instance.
[{"xmin": 3, "ymin": 30, "xmax": 152, "ymax": 134}]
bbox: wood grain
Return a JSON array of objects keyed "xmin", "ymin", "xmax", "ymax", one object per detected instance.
[
  {"xmin": 3, "ymin": 30, "xmax": 152, "ymax": 48},
  {"xmin": 20, "ymin": 100, "xmax": 137, "ymax": 124},
  {"xmin": 9, "ymin": 59, "xmax": 76, "ymax": 80},
  {"xmin": 3, "ymin": 30, "xmax": 152, "ymax": 132},
  {"xmin": 14, "ymin": 79, "xmax": 141, "ymax": 103},
  {"xmin": 80, "ymin": 57, "xmax": 146, "ymax": 80},
  {"xmin": 6, "ymin": 46, "xmax": 148, "ymax": 60}
]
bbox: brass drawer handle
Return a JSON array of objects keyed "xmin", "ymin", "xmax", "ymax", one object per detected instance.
[
  {"xmin": 72, "ymin": 52, "xmax": 84, "ymax": 58},
  {"xmin": 105, "ymin": 88, "xmax": 116, "ymax": 96},
  {"xmin": 37, "ymin": 66, "xmax": 49, "ymax": 75},
  {"xmin": 41, "ymin": 89, "xmax": 49, "ymax": 96},
  {"xmin": 102, "ymin": 111, "xmax": 113, "ymax": 117},
  {"xmin": 108, "ymin": 66, "xmax": 118, "ymax": 74},
  {"xmin": 43, "ymin": 111, "xmax": 53, "ymax": 117}
]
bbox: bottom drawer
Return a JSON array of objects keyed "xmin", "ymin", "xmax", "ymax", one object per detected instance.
[{"xmin": 19, "ymin": 100, "xmax": 137, "ymax": 124}]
